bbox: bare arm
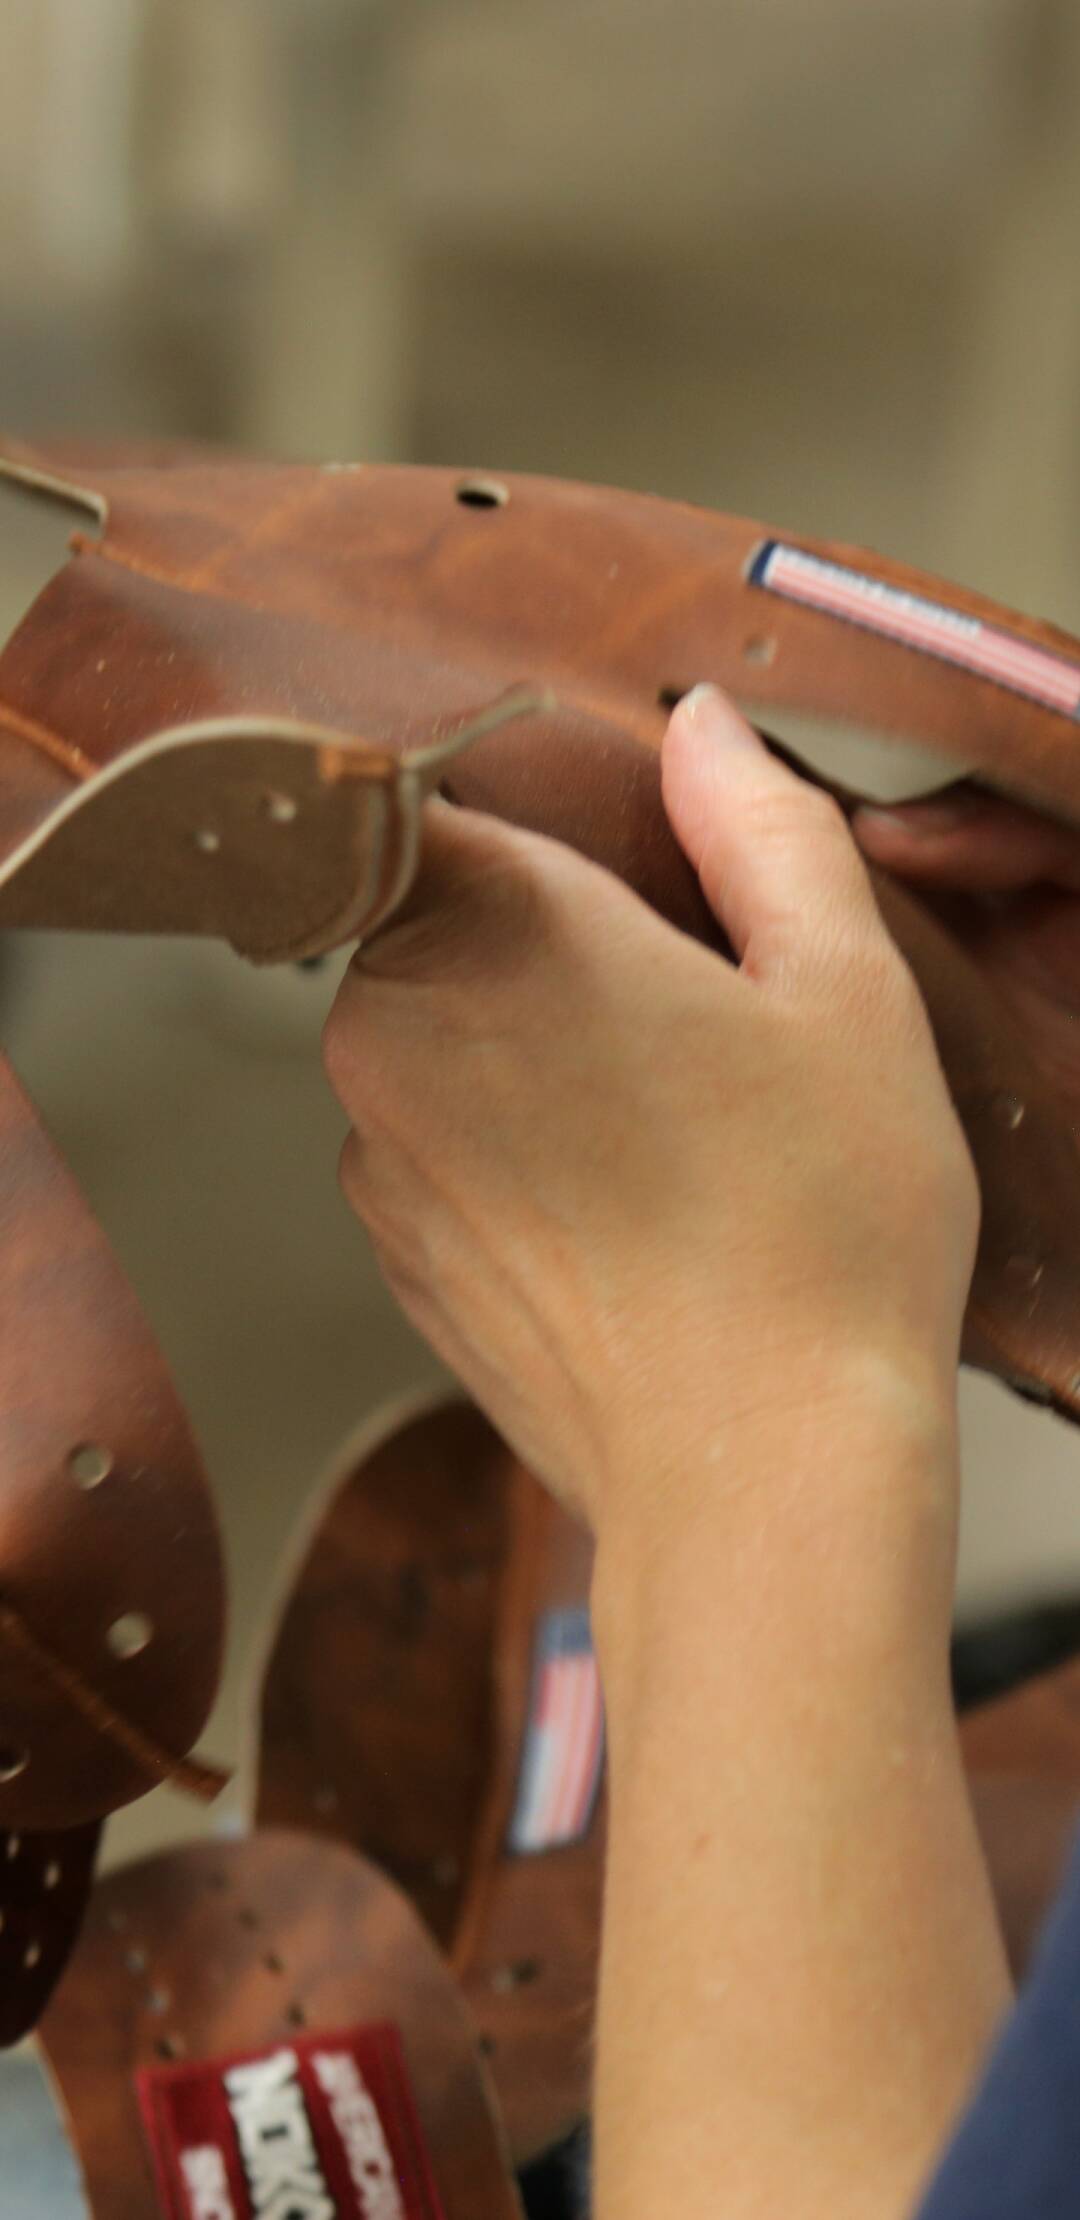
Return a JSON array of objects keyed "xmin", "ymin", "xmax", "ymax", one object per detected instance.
[
  {"xmin": 592, "ymin": 1387, "xmax": 1009, "ymax": 2220},
  {"xmin": 323, "ymin": 684, "xmax": 1012, "ymax": 2217}
]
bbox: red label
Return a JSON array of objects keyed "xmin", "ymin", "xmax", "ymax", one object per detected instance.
[{"xmin": 137, "ymin": 2022, "xmax": 447, "ymax": 2220}]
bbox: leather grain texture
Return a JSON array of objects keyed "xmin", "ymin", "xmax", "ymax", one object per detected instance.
[
  {"xmin": 255, "ymin": 1397, "xmax": 602, "ymax": 2164},
  {"xmin": 0, "ymin": 1817, "xmax": 100, "ymax": 2045},
  {"xmin": 37, "ymin": 1830, "xmax": 522, "ymax": 2220},
  {"xmin": 0, "ymin": 1051, "xmax": 225, "ymax": 2039},
  {"xmin": 4, "ymin": 437, "xmax": 1080, "ymax": 2037},
  {"xmin": 2, "ymin": 443, "xmax": 1079, "ymax": 1416},
  {"xmin": 0, "ymin": 1057, "xmax": 225, "ymax": 1834}
]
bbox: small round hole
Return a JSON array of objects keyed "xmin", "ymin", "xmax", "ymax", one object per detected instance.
[
  {"xmin": 23, "ymin": 1941, "xmax": 41, "ymax": 1970},
  {"xmin": 264, "ymin": 1951, "xmax": 284, "ymax": 1975},
  {"xmin": 263, "ymin": 791, "xmax": 298, "ymax": 825},
  {"xmin": 285, "ymin": 2002, "xmax": 307, "ymax": 2028},
  {"xmin": 42, "ymin": 1862, "xmax": 61, "ymax": 1891},
  {"xmin": 68, "ymin": 1443, "xmax": 114, "ymax": 1490},
  {"xmin": 0, "ymin": 1748, "xmax": 28, "ymax": 1786},
  {"xmin": 155, "ymin": 2034, "xmax": 185, "ymax": 2061},
  {"xmin": 106, "ymin": 1612, "xmax": 153, "ymax": 1661},
  {"xmin": 742, "ymin": 635, "xmax": 776, "ymax": 667},
  {"xmin": 455, "ymin": 477, "xmax": 509, "ymax": 510},
  {"xmin": 478, "ymin": 2033, "xmax": 496, "ymax": 2057},
  {"xmin": 490, "ymin": 1957, "xmax": 543, "ymax": 1993},
  {"xmin": 238, "ymin": 1907, "xmax": 260, "ymax": 1931},
  {"xmin": 194, "ymin": 829, "xmax": 221, "ymax": 855}
]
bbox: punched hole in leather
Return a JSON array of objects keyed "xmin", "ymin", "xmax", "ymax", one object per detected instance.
[{"xmin": 3, "ymin": 437, "xmax": 1080, "ymax": 2034}]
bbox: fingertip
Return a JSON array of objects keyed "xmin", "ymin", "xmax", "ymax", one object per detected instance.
[
  {"xmin": 852, "ymin": 794, "xmax": 981, "ymax": 852},
  {"xmin": 664, "ymin": 683, "xmax": 762, "ymax": 760},
  {"xmin": 662, "ymin": 686, "xmax": 763, "ymax": 867}
]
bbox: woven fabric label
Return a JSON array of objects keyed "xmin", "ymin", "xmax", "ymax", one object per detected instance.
[
  {"xmin": 507, "ymin": 1606, "xmax": 604, "ymax": 1855},
  {"xmin": 137, "ymin": 2022, "xmax": 446, "ymax": 2220},
  {"xmin": 750, "ymin": 540, "xmax": 1080, "ymax": 718}
]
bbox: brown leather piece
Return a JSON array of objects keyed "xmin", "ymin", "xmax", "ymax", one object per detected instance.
[
  {"xmin": 38, "ymin": 1830, "xmax": 522, "ymax": 2220},
  {"xmin": 961, "ymin": 1652, "xmax": 1080, "ymax": 1785},
  {"xmin": 970, "ymin": 1777, "xmax": 1079, "ymax": 1982},
  {"xmin": 962, "ymin": 1656, "xmax": 1080, "ymax": 1978},
  {"xmin": 2, "ymin": 446, "xmax": 1079, "ymax": 1416},
  {"xmin": 256, "ymin": 1397, "xmax": 602, "ymax": 2164},
  {"xmin": 0, "ymin": 1818, "xmax": 100, "ymax": 2045},
  {"xmin": 0, "ymin": 1057, "xmax": 225, "ymax": 1834}
]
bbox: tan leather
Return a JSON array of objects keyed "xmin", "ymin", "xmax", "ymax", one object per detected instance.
[
  {"xmin": 4, "ymin": 437, "xmax": 1080, "ymax": 2035},
  {"xmin": 2, "ymin": 441, "xmax": 1079, "ymax": 1416},
  {"xmin": 255, "ymin": 1396, "xmax": 601, "ymax": 2165},
  {"xmin": 37, "ymin": 1830, "xmax": 522, "ymax": 2218}
]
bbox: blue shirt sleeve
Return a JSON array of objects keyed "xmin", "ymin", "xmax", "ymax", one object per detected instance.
[{"xmin": 916, "ymin": 1829, "xmax": 1080, "ymax": 2217}]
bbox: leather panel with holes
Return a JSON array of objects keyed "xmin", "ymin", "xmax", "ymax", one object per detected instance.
[
  {"xmin": 3, "ymin": 430, "xmax": 1080, "ymax": 2078},
  {"xmin": 255, "ymin": 1393, "xmax": 603, "ymax": 2166},
  {"xmin": 38, "ymin": 1833, "xmax": 521, "ymax": 2220},
  {"xmin": 2, "ymin": 438, "xmax": 1080, "ymax": 1415}
]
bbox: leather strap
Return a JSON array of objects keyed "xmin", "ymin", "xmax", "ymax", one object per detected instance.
[
  {"xmin": 255, "ymin": 1395, "xmax": 602, "ymax": 2164},
  {"xmin": 37, "ymin": 1830, "xmax": 521, "ymax": 2219}
]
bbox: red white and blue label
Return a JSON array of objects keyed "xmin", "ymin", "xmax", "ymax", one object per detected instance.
[
  {"xmin": 137, "ymin": 2021, "xmax": 446, "ymax": 2220},
  {"xmin": 750, "ymin": 540, "xmax": 1080, "ymax": 718},
  {"xmin": 507, "ymin": 1607, "xmax": 604, "ymax": 1855}
]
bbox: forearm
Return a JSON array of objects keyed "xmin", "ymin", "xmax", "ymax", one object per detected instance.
[{"xmin": 590, "ymin": 1376, "xmax": 1011, "ymax": 2220}]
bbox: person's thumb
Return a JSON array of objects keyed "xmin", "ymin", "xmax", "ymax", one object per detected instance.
[{"xmin": 661, "ymin": 684, "xmax": 883, "ymax": 985}]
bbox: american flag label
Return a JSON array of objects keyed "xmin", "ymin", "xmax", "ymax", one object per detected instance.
[
  {"xmin": 507, "ymin": 1607, "xmax": 604, "ymax": 1855},
  {"xmin": 137, "ymin": 2022, "xmax": 446, "ymax": 2220},
  {"xmin": 750, "ymin": 541, "xmax": 1080, "ymax": 719}
]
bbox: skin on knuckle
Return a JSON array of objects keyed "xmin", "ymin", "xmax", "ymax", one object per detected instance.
[{"xmin": 755, "ymin": 778, "xmax": 841, "ymax": 843}]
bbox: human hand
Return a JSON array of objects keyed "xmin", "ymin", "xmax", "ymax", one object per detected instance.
[
  {"xmin": 323, "ymin": 685, "xmax": 978, "ymax": 1544},
  {"xmin": 854, "ymin": 786, "xmax": 1080, "ymax": 1114}
]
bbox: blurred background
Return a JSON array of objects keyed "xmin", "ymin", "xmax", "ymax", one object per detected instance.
[{"xmin": 2, "ymin": 0, "xmax": 1080, "ymax": 1875}]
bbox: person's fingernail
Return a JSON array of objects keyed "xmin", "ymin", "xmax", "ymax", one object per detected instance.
[
  {"xmin": 678, "ymin": 683, "xmax": 759, "ymax": 749},
  {"xmin": 854, "ymin": 791, "xmax": 982, "ymax": 840}
]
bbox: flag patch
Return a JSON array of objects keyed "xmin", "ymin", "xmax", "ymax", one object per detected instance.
[
  {"xmin": 507, "ymin": 1607, "xmax": 604, "ymax": 1855},
  {"xmin": 750, "ymin": 541, "xmax": 1080, "ymax": 719},
  {"xmin": 137, "ymin": 2022, "xmax": 445, "ymax": 2220}
]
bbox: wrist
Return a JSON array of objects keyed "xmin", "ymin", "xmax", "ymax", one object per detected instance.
[{"xmin": 591, "ymin": 1342, "xmax": 961, "ymax": 1694}]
